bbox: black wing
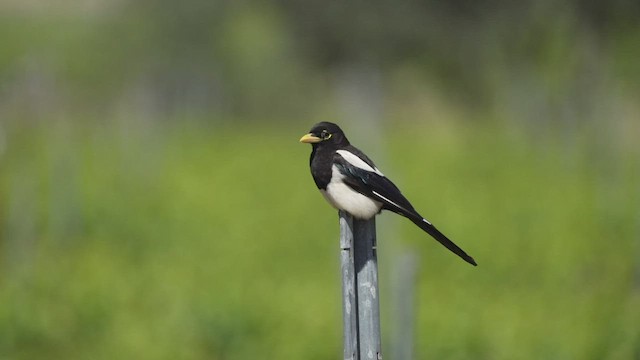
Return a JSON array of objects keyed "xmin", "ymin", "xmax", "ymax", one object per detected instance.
[
  {"xmin": 334, "ymin": 152, "xmax": 477, "ymax": 266},
  {"xmin": 333, "ymin": 151, "xmax": 419, "ymax": 216}
]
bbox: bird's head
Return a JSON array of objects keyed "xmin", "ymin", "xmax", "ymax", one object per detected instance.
[{"xmin": 299, "ymin": 122, "xmax": 349, "ymax": 147}]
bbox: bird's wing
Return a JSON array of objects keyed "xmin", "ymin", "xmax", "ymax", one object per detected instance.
[
  {"xmin": 334, "ymin": 149, "xmax": 478, "ymax": 266},
  {"xmin": 333, "ymin": 149, "xmax": 416, "ymax": 217}
]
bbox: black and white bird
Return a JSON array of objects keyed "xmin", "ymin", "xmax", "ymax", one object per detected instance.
[{"xmin": 300, "ymin": 122, "xmax": 477, "ymax": 266}]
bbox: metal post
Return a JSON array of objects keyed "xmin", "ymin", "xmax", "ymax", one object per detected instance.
[
  {"xmin": 340, "ymin": 211, "xmax": 382, "ymax": 360},
  {"xmin": 340, "ymin": 211, "xmax": 358, "ymax": 360}
]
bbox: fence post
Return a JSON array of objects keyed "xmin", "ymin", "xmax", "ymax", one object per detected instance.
[{"xmin": 340, "ymin": 210, "xmax": 382, "ymax": 360}]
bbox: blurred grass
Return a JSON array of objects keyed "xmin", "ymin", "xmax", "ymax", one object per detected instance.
[{"xmin": 0, "ymin": 119, "xmax": 639, "ymax": 359}]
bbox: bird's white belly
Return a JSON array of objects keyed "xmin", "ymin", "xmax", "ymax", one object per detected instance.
[{"xmin": 320, "ymin": 166, "xmax": 382, "ymax": 219}]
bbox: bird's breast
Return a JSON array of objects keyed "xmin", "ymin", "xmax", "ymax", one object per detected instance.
[{"xmin": 320, "ymin": 165, "xmax": 382, "ymax": 219}]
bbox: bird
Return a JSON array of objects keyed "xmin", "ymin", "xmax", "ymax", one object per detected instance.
[{"xmin": 300, "ymin": 122, "xmax": 477, "ymax": 266}]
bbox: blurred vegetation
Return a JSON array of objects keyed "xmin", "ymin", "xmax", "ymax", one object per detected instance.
[{"xmin": 1, "ymin": 0, "xmax": 640, "ymax": 359}]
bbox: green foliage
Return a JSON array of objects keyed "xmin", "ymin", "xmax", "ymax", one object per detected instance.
[
  {"xmin": 0, "ymin": 121, "xmax": 638, "ymax": 359},
  {"xmin": 1, "ymin": 0, "xmax": 639, "ymax": 358}
]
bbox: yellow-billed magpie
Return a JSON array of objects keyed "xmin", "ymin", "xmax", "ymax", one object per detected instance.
[{"xmin": 300, "ymin": 122, "xmax": 477, "ymax": 266}]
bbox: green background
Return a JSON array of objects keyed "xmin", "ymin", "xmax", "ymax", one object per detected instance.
[{"xmin": 1, "ymin": 1, "xmax": 639, "ymax": 359}]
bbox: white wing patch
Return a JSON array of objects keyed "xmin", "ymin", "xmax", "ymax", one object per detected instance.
[
  {"xmin": 336, "ymin": 150, "xmax": 384, "ymax": 176},
  {"xmin": 372, "ymin": 190, "xmax": 400, "ymax": 208},
  {"xmin": 372, "ymin": 190, "xmax": 411, "ymax": 214}
]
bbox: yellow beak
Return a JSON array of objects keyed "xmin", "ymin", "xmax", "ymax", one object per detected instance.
[{"xmin": 299, "ymin": 133, "xmax": 322, "ymax": 143}]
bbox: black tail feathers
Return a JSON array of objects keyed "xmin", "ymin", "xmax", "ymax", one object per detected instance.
[{"xmin": 409, "ymin": 215, "xmax": 477, "ymax": 266}]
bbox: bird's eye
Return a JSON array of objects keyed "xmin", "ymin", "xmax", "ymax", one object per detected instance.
[{"xmin": 321, "ymin": 130, "xmax": 332, "ymax": 140}]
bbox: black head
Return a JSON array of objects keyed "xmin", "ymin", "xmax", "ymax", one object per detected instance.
[{"xmin": 299, "ymin": 122, "xmax": 350, "ymax": 147}]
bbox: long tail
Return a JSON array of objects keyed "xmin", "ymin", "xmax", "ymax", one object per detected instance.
[{"xmin": 408, "ymin": 214, "xmax": 477, "ymax": 266}]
